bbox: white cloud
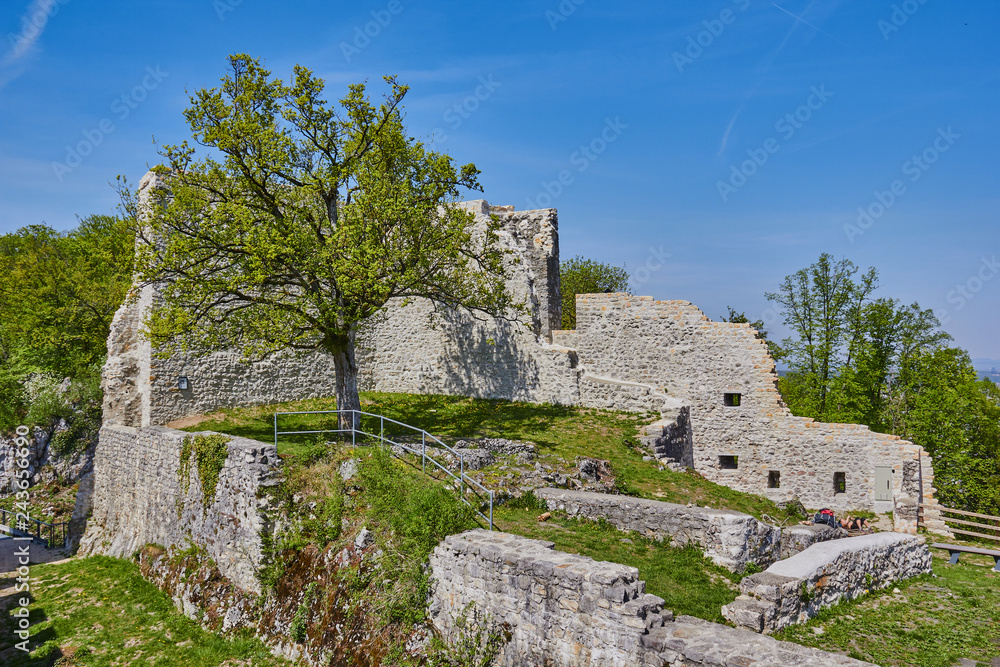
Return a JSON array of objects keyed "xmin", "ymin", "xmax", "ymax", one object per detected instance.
[{"xmin": 1, "ymin": 0, "xmax": 65, "ymax": 76}]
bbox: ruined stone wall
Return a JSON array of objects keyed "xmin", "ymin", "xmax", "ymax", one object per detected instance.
[
  {"xmin": 562, "ymin": 293, "xmax": 944, "ymax": 515},
  {"xmin": 102, "ymin": 173, "xmax": 578, "ymax": 428},
  {"xmin": 101, "ymin": 174, "xmax": 945, "ymax": 521},
  {"xmin": 78, "ymin": 424, "xmax": 280, "ymax": 593},
  {"xmin": 723, "ymin": 532, "xmax": 932, "ymax": 634},
  {"xmin": 429, "ymin": 530, "xmax": 875, "ymax": 667},
  {"xmin": 535, "ymin": 488, "xmax": 782, "ymax": 572}
]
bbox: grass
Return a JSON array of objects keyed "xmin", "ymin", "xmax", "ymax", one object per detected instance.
[
  {"xmin": 775, "ymin": 548, "xmax": 1000, "ymax": 667},
  {"xmin": 184, "ymin": 391, "xmax": 801, "ymax": 523},
  {"xmin": 493, "ymin": 504, "xmax": 743, "ymax": 623},
  {"xmin": 0, "ymin": 555, "xmax": 287, "ymax": 666}
]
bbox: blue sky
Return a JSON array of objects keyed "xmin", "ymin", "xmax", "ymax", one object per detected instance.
[{"xmin": 1, "ymin": 0, "xmax": 998, "ymax": 359}]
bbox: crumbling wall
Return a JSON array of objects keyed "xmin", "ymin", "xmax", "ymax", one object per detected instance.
[
  {"xmin": 102, "ymin": 173, "xmax": 579, "ymax": 428},
  {"xmin": 101, "ymin": 174, "xmax": 946, "ymax": 521},
  {"xmin": 722, "ymin": 532, "xmax": 932, "ymax": 634},
  {"xmin": 429, "ymin": 530, "xmax": 876, "ymax": 667},
  {"xmin": 535, "ymin": 488, "xmax": 782, "ymax": 572},
  {"xmin": 561, "ymin": 293, "xmax": 947, "ymax": 519},
  {"xmin": 78, "ymin": 424, "xmax": 280, "ymax": 593}
]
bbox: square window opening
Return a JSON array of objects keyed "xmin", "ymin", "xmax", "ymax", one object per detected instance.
[
  {"xmin": 834, "ymin": 472, "xmax": 846, "ymax": 494},
  {"xmin": 768, "ymin": 470, "xmax": 780, "ymax": 489},
  {"xmin": 719, "ymin": 455, "xmax": 738, "ymax": 470},
  {"xmin": 724, "ymin": 393, "xmax": 742, "ymax": 407}
]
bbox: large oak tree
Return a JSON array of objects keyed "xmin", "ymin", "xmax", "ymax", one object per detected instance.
[{"xmin": 126, "ymin": 55, "xmax": 518, "ymax": 425}]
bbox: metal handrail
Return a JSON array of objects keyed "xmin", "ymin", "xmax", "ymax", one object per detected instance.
[
  {"xmin": 0, "ymin": 507, "xmax": 68, "ymax": 548},
  {"xmin": 274, "ymin": 409, "xmax": 494, "ymax": 530}
]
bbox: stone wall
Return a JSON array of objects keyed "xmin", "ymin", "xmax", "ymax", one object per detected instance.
[
  {"xmin": 78, "ymin": 424, "xmax": 280, "ymax": 593},
  {"xmin": 722, "ymin": 532, "xmax": 932, "ymax": 634},
  {"xmin": 429, "ymin": 530, "xmax": 875, "ymax": 667},
  {"xmin": 101, "ymin": 173, "xmax": 947, "ymax": 523},
  {"xmin": 562, "ymin": 294, "xmax": 948, "ymax": 525},
  {"xmin": 535, "ymin": 488, "xmax": 782, "ymax": 572}
]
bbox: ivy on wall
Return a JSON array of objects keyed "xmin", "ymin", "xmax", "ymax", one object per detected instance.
[{"xmin": 179, "ymin": 434, "xmax": 231, "ymax": 511}]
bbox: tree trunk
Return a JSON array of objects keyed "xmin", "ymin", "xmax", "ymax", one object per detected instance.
[{"xmin": 331, "ymin": 328, "xmax": 361, "ymax": 432}]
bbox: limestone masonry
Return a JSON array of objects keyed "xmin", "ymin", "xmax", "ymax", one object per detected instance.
[
  {"xmin": 723, "ymin": 532, "xmax": 932, "ymax": 634},
  {"xmin": 103, "ymin": 170, "xmax": 950, "ymax": 527},
  {"xmin": 429, "ymin": 530, "xmax": 876, "ymax": 666},
  {"xmin": 79, "ymin": 424, "xmax": 280, "ymax": 593},
  {"xmin": 536, "ymin": 488, "xmax": 783, "ymax": 572}
]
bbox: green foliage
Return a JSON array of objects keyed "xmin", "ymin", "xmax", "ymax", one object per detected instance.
[
  {"xmin": 49, "ymin": 402, "xmax": 101, "ymax": 459},
  {"xmin": 290, "ymin": 582, "xmax": 317, "ymax": 643},
  {"xmin": 423, "ymin": 603, "xmax": 511, "ymax": 667},
  {"xmin": 358, "ymin": 447, "xmax": 478, "ymax": 624},
  {"xmin": 0, "ymin": 215, "xmax": 131, "ymax": 429},
  {"xmin": 179, "ymin": 434, "xmax": 232, "ymax": 507},
  {"xmin": 503, "ymin": 490, "xmax": 547, "ymax": 511},
  {"xmin": 765, "ymin": 253, "xmax": 880, "ymax": 420},
  {"xmin": 559, "ymin": 255, "xmax": 629, "ymax": 330},
  {"xmin": 766, "ymin": 254, "xmax": 999, "ymax": 515},
  {"xmin": 128, "ymin": 54, "xmax": 517, "ymax": 419}
]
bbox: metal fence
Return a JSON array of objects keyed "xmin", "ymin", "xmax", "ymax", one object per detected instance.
[
  {"xmin": 0, "ymin": 507, "xmax": 68, "ymax": 548},
  {"xmin": 274, "ymin": 409, "xmax": 494, "ymax": 530}
]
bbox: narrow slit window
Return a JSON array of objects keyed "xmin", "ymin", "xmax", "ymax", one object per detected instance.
[
  {"xmin": 719, "ymin": 455, "xmax": 738, "ymax": 470},
  {"xmin": 768, "ymin": 470, "xmax": 780, "ymax": 489},
  {"xmin": 834, "ymin": 472, "xmax": 846, "ymax": 494},
  {"xmin": 724, "ymin": 393, "xmax": 742, "ymax": 407}
]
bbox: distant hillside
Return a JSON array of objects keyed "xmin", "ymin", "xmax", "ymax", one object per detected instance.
[{"xmin": 972, "ymin": 358, "xmax": 1000, "ymax": 384}]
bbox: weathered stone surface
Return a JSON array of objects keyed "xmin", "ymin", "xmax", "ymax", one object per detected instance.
[
  {"xmin": 102, "ymin": 173, "xmax": 949, "ymax": 528},
  {"xmin": 78, "ymin": 424, "xmax": 281, "ymax": 593},
  {"xmin": 537, "ymin": 488, "xmax": 782, "ymax": 572},
  {"xmin": 723, "ymin": 532, "xmax": 932, "ymax": 634},
  {"xmin": 429, "ymin": 530, "xmax": 876, "ymax": 666},
  {"xmin": 0, "ymin": 420, "xmax": 96, "ymax": 494}
]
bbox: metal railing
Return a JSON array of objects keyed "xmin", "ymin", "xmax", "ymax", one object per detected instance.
[
  {"xmin": 0, "ymin": 507, "xmax": 68, "ymax": 548},
  {"xmin": 274, "ymin": 409, "xmax": 494, "ymax": 530}
]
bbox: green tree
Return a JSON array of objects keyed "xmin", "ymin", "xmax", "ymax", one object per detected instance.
[
  {"xmin": 766, "ymin": 253, "xmax": 877, "ymax": 420},
  {"xmin": 0, "ymin": 215, "xmax": 132, "ymax": 428},
  {"xmin": 126, "ymin": 55, "xmax": 517, "ymax": 426},
  {"xmin": 893, "ymin": 348, "xmax": 1000, "ymax": 514},
  {"xmin": 559, "ymin": 255, "xmax": 629, "ymax": 330}
]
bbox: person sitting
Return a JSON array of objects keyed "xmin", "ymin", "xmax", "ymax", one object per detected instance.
[{"xmin": 840, "ymin": 516, "xmax": 870, "ymax": 531}]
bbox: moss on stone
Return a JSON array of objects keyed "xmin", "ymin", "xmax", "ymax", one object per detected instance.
[{"xmin": 179, "ymin": 434, "xmax": 231, "ymax": 509}]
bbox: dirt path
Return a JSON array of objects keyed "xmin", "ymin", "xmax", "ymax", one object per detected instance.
[{"xmin": 0, "ymin": 537, "xmax": 71, "ymax": 574}]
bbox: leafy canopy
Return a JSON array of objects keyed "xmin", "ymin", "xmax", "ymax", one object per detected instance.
[{"xmin": 125, "ymin": 54, "xmax": 519, "ymax": 413}]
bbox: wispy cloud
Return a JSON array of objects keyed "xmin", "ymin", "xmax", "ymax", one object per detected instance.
[
  {"xmin": 716, "ymin": 1, "xmax": 848, "ymax": 157},
  {"xmin": 1, "ymin": 0, "xmax": 63, "ymax": 80}
]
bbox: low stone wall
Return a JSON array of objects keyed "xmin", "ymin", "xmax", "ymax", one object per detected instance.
[
  {"xmin": 779, "ymin": 523, "xmax": 843, "ymax": 559},
  {"xmin": 78, "ymin": 425, "xmax": 281, "ymax": 593},
  {"xmin": 429, "ymin": 530, "xmax": 875, "ymax": 666},
  {"xmin": 723, "ymin": 532, "xmax": 932, "ymax": 634},
  {"xmin": 536, "ymin": 488, "xmax": 781, "ymax": 572}
]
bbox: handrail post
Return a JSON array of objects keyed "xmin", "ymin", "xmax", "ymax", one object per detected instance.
[
  {"xmin": 460, "ymin": 453, "xmax": 465, "ymax": 497},
  {"xmin": 273, "ymin": 412, "xmax": 278, "ymax": 448},
  {"xmin": 351, "ymin": 409, "xmax": 356, "ymax": 447},
  {"xmin": 490, "ymin": 491, "xmax": 494, "ymax": 531},
  {"xmin": 380, "ymin": 415, "xmax": 384, "ymax": 447},
  {"xmin": 422, "ymin": 432, "xmax": 426, "ymax": 474}
]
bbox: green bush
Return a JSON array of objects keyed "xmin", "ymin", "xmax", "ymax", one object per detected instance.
[{"xmin": 359, "ymin": 447, "xmax": 477, "ymax": 624}]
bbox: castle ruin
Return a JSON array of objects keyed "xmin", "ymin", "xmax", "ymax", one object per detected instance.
[{"xmin": 103, "ymin": 171, "xmax": 948, "ymax": 529}]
